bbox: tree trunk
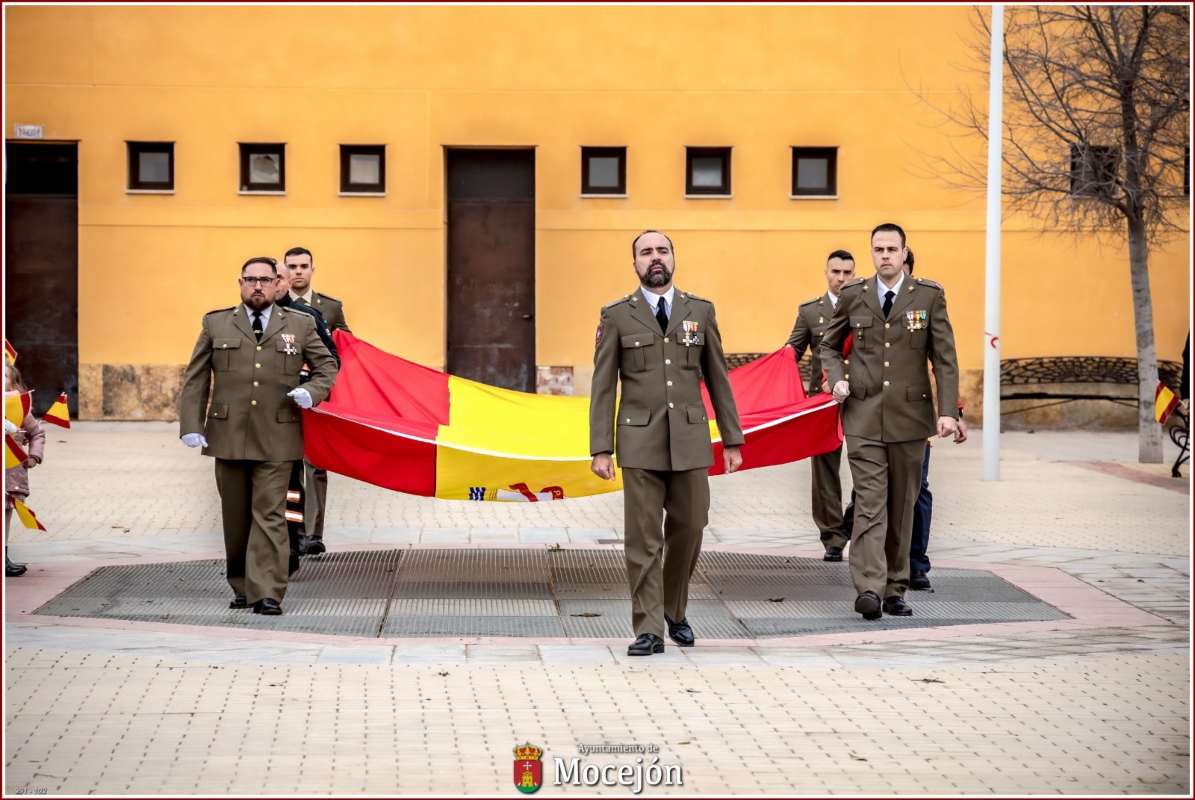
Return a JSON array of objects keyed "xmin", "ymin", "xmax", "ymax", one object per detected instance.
[{"xmin": 1126, "ymin": 215, "xmax": 1162, "ymax": 462}]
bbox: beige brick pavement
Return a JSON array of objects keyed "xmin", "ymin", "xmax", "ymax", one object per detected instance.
[{"xmin": 3, "ymin": 423, "xmax": 1190, "ymax": 795}]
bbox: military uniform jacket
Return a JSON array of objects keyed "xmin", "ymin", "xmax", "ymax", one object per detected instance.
[
  {"xmin": 294, "ymin": 291, "xmax": 349, "ymax": 333},
  {"xmin": 179, "ymin": 305, "xmax": 338, "ymax": 461},
  {"xmin": 818, "ymin": 275, "xmax": 959, "ymax": 443},
  {"xmin": 785, "ymin": 293, "xmax": 836, "ymax": 395},
  {"xmin": 589, "ymin": 288, "xmax": 744, "ymax": 471}
]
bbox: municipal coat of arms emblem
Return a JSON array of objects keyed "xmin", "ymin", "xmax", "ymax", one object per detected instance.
[{"xmin": 514, "ymin": 743, "xmax": 544, "ymax": 794}]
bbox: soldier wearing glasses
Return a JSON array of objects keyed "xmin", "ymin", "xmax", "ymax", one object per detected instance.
[{"xmin": 178, "ymin": 257, "xmax": 338, "ymax": 615}]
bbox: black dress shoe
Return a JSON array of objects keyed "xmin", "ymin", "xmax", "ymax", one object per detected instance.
[
  {"xmin": 909, "ymin": 573, "xmax": 932, "ymax": 591},
  {"xmin": 854, "ymin": 590, "xmax": 882, "ymax": 620},
  {"xmin": 627, "ymin": 633, "xmax": 665, "ymax": 656},
  {"xmin": 229, "ymin": 595, "xmax": 249, "ymax": 609},
  {"xmin": 252, "ymin": 598, "xmax": 283, "ymax": 615},
  {"xmin": 6, "ymin": 556, "xmax": 27, "ymax": 577},
  {"xmin": 303, "ymin": 539, "xmax": 326, "ymax": 556},
  {"xmin": 665, "ymin": 616, "xmax": 695, "ymax": 647},
  {"xmin": 823, "ymin": 546, "xmax": 844, "ymax": 563},
  {"xmin": 288, "ymin": 552, "xmax": 301, "ymax": 576},
  {"xmin": 882, "ymin": 595, "xmax": 913, "ymax": 616}
]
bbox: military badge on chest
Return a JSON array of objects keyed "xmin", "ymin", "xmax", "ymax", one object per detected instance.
[
  {"xmin": 905, "ymin": 310, "xmax": 928, "ymax": 332},
  {"xmin": 681, "ymin": 320, "xmax": 700, "ymax": 346},
  {"xmin": 281, "ymin": 333, "xmax": 299, "ymax": 356}
]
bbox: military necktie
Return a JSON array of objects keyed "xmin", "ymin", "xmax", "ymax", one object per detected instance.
[
  {"xmin": 252, "ymin": 311, "xmax": 264, "ymax": 342},
  {"xmin": 882, "ymin": 290, "xmax": 895, "ymax": 318},
  {"xmin": 655, "ymin": 298, "xmax": 668, "ymax": 333}
]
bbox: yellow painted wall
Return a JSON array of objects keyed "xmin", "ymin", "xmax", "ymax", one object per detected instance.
[{"xmin": 5, "ymin": 6, "xmax": 1190, "ymax": 404}]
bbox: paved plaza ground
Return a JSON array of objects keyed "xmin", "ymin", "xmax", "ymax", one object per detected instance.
[{"xmin": 3, "ymin": 423, "xmax": 1191, "ymax": 795}]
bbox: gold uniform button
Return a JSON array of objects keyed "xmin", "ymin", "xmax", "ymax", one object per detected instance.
[
  {"xmin": 634, "ymin": 341, "xmax": 640, "ymax": 346},
  {"xmin": 844, "ymin": 359, "xmax": 850, "ymax": 366},
  {"xmin": 883, "ymin": 380, "xmax": 890, "ymax": 387},
  {"xmin": 885, "ymin": 323, "xmax": 891, "ymax": 329},
  {"xmin": 253, "ymin": 381, "xmax": 259, "ymax": 387},
  {"xmin": 625, "ymin": 418, "xmax": 631, "ymax": 423},
  {"xmin": 665, "ymin": 359, "xmax": 671, "ymax": 365},
  {"xmin": 667, "ymin": 380, "xmax": 673, "ymax": 386},
  {"xmin": 221, "ymin": 344, "xmax": 227, "ymax": 349},
  {"xmin": 884, "ymin": 361, "xmax": 890, "ymax": 367},
  {"xmin": 251, "ymin": 400, "xmax": 257, "ymax": 406},
  {"xmin": 668, "ymin": 402, "xmax": 674, "ymax": 409},
  {"xmin": 255, "ymin": 363, "xmax": 262, "ymax": 369},
  {"xmin": 845, "ymin": 374, "xmax": 850, "ymax": 380},
  {"xmin": 256, "ymin": 346, "xmax": 262, "ymax": 351},
  {"xmin": 664, "ymin": 337, "xmax": 669, "ymax": 343},
  {"xmin": 885, "ymin": 342, "xmax": 891, "ymax": 348}
]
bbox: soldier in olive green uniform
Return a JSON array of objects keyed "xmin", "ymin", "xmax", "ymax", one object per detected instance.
[
  {"xmin": 283, "ymin": 246, "xmax": 350, "ymax": 556},
  {"xmin": 785, "ymin": 249, "xmax": 856, "ymax": 561},
  {"xmin": 590, "ymin": 231, "xmax": 744, "ymax": 656},
  {"xmin": 819, "ymin": 224, "xmax": 960, "ymax": 621},
  {"xmin": 179, "ymin": 257, "xmax": 338, "ymax": 615}
]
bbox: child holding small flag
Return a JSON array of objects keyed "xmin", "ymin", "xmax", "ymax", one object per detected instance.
[{"xmin": 4, "ymin": 363, "xmax": 45, "ymax": 577}]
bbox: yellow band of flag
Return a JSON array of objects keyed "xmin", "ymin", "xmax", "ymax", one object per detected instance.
[{"xmin": 12, "ymin": 497, "xmax": 46, "ymax": 531}]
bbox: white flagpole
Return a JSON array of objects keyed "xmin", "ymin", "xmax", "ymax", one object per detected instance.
[{"xmin": 983, "ymin": 4, "xmax": 1004, "ymax": 481}]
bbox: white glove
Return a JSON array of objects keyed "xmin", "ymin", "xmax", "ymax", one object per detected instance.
[
  {"xmin": 181, "ymin": 433, "xmax": 208, "ymax": 448},
  {"xmin": 3, "ymin": 419, "xmax": 18, "ymax": 435},
  {"xmin": 287, "ymin": 388, "xmax": 313, "ymax": 409}
]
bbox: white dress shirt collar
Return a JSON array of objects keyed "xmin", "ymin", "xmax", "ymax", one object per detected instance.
[
  {"xmin": 243, "ymin": 304, "xmax": 272, "ymax": 329},
  {"xmin": 640, "ymin": 285, "xmax": 676, "ymax": 315},
  {"xmin": 827, "ymin": 291, "xmax": 839, "ymax": 309},
  {"xmin": 289, "ymin": 288, "xmax": 314, "ymax": 304},
  {"xmin": 877, "ymin": 272, "xmax": 905, "ymax": 305}
]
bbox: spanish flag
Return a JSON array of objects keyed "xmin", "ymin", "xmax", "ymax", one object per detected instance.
[
  {"xmin": 3, "ymin": 339, "xmax": 16, "ymax": 366},
  {"xmin": 5, "ymin": 390, "xmax": 31, "ymax": 428},
  {"xmin": 303, "ymin": 331, "xmax": 843, "ymax": 501},
  {"xmin": 12, "ymin": 497, "xmax": 46, "ymax": 531},
  {"xmin": 43, "ymin": 392, "xmax": 71, "ymax": 429},
  {"xmin": 5, "ymin": 433, "xmax": 29, "ymax": 469},
  {"xmin": 1155, "ymin": 382, "xmax": 1180, "ymax": 424}
]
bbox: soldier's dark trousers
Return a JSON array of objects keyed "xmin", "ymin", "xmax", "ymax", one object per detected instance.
[
  {"xmin": 621, "ymin": 467, "xmax": 711, "ymax": 639},
  {"xmin": 910, "ymin": 442, "xmax": 933, "ymax": 576},
  {"xmin": 843, "ymin": 436, "xmax": 926, "ymax": 599},
  {"xmin": 810, "ymin": 445, "xmax": 849, "ymax": 550},
  {"xmin": 303, "ymin": 460, "xmax": 328, "ymax": 542},
  {"xmin": 214, "ymin": 459, "xmax": 292, "ymax": 603}
]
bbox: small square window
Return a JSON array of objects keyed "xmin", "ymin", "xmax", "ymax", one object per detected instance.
[
  {"xmin": 1069, "ymin": 143, "xmax": 1118, "ymax": 199},
  {"xmin": 340, "ymin": 145, "xmax": 385, "ymax": 193},
  {"xmin": 685, "ymin": 147, "xmax": 731, "ymax": 195},
  {"xmin": 792, "ymin": 147, "xmax": 837, "ymax": 196},
  {"xmin": 127, "ymin": 141, "xmax": 173, "ymax": 190},
  {"xmin": 581, "ymin": 147, "xmax": 626, "ymax": 195},
  {"xmin": 239, "ymin": 143, "xmax": 285, "ymax": 192}
]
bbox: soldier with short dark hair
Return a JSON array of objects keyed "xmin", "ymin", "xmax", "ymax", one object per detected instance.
[
  {"xmin": 284, "ymin": 246, "xmax": 348, "ymax": 556},
  {"xmin": 819, "ymin": 223, "xmax": 962, "ymax": 621},
  {"xmin": 179, "ymin": 256, "xmax": 338, "ymax": 615},
  {"xmin": 786, "ymin": 249, "xmax": 856, "ymax": 561}
]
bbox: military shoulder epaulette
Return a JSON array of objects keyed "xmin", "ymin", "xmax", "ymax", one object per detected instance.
[
  {"xmin": 841, "ymin": 278, "xmax": 866, "ymax": 291},
  {"xmin": 799, "ymin": 296, "xmax": 823, "ymax": 308},
  {"xmin": 316, "ymin": 292, "xmax": 342, "ymax": 303},
  {"xmin": 602, "ymin": 295, "xmax": 633, "ymax": 310},
  {"xmin": 679, "ymin": 290, "xmax": 710, "ymax": 304},
  {"xmin": 915, "ymin": 277, "xmax": 943, "ymax": 290},
  {"xmin": 205, "ymin": 306, "xmax": 236, "ymax": 316}
]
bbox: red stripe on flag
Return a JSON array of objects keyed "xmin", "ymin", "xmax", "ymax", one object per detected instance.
[
  {"xmin": 303, "ymin": 408, "xmax": 439, "ymax": 497},
  {"xmin": 6, "ymin": 432, "xmax": 29, "ymax": 464}
]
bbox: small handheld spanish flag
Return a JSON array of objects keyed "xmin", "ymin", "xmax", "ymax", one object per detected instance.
[
  {"xmin": 3, "ymin": 339, "xmax": 16, "ymax": 366},
  {"xmin": 6, "ymin": 390, "xmax": 32, "ymax": 428},
  {"xmin": 12, "ymin": 497, "xmax": 46, "ymax": 531},
  {"xmin": 5, "ymin": 433, "xmax": 29, "ymax": 469},
  {"xmin": 1155, "ymin": 382, "xmax": 1180, "ymax": 424},
  {"xmin": 43, "ymin": 392, "xmax": 71, "ymax": 429}
]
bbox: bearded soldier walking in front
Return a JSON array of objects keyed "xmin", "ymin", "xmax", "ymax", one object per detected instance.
[
  {"xmin": 179, "ymin": 257, "xmax": 338, "ymax": 615},
  {"xmin": 819, "ymin": 224, "xmax": 960, "ymax": 621},
  {"xmin": 589, "ymin": 231, "xmax": 744, "ymax": 656}
]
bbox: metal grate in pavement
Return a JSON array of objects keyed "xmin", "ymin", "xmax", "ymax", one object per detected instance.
[{"xmin": 33, "ymin": 548, "xmax": 1069, "ymax": 639}]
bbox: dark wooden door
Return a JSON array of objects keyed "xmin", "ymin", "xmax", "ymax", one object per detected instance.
[
  {"xmin": 4, "ymin": 142, "xmax": 79, "ymax": 416},
  {"xmin": 446, "ymin": 149, "xmax": 535, "ymax": 391}
]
